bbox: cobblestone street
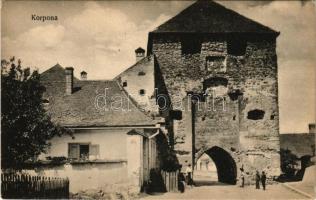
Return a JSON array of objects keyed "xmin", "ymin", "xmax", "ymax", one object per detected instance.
[{"xmin": 140, "ymin": 183, "xmax": 310, "ymax": 200}]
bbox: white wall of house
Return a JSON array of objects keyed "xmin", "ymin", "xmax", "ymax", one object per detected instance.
[
  {"xmin": 117, "ymin": 56, "xmax": 156, "ymax": 112},
  {"xmin": 127, "ymin": 134, "xmax": 142, "ymax": 188},
  {"xmin": 32, "ymin": 128, "xmax": 161, "ymax": 192},
  {"xmin": 126, "ymin": 133, "xmax": 160, "ymax": 190},
  {"xmin": 40, "ymin": 129, "xmax": 127, "ymax": 161},
  {"xmin": 25, "ymin": 162, "xmax": 128, "ymax": 192}
]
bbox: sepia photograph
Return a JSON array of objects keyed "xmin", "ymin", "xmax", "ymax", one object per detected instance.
[{"xmin": 1, "ymin": 0, "xmax": 315, "ymax": 199}]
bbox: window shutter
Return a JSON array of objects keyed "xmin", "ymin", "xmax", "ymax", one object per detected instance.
[
  {"xmin": 68, "ymin": 143, "xmax": 79, "ymax": 159},
  {"xmin": 90, "ymin": 144, "xmax": 100, "ymax": 157}
]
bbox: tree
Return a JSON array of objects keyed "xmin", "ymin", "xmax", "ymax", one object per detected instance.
[
  {"xmin": 280, "ymin": 148, "xmax": 299, "ymax": 178},
  {"xmin": 1, "ymin": 58, "xmax": 65, "ymax": 169}
]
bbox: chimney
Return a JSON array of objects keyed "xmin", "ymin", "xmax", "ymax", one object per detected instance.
[
  {"xmin": 309, "ymin": 123, "xmax": 315, "ymax": 134},
  {"xmin": 80, "ymin": 71, "xmax": 87, "ymax": 80},
  {"xmin": 135, "ymin": 47, "xmax": 145, "ymax": 62},
  {"xmin": 65, "ymin": 67, "xmax": 74, "ymax": 95}
]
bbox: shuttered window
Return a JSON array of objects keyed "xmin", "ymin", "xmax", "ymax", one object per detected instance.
[
  {"xmin": 90, "ymin": 144, "xmax": 100, "ymax": 157},
  {"xmin": 68, "ymin": 143, "xmax": 80, "ymax": 159},
  {"xmin": 68, "ymin": 143, "xmax": 99, "ymax": 160}
]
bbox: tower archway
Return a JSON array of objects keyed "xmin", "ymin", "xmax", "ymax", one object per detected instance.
[{"xmin": 195, "ymin": 146, "xmax": 237, "ymax": 185}]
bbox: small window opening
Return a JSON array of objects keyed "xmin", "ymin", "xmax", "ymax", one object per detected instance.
[
  {"xmin": 42, "ymin": 98, "xmax": 49, "ymax": 104},
  {"xmin": 227, "ymin": 39, "xmax": 247, "ymax": 56},
  {"xmin": 138, "ymin": 71, "xmax": 146, "ymax": 76},
  {"xmin": 247, "ymin": 109, "xmax": 265, "ymax": 120},
  {"xmin": 203, "ymin": 77, "xmax": 228, "ymax": 90},
  {"xmin": 233, "ymin": 115, "xmax": 236, "ymax": 120},
  {"xmin": 181, "ymin": 36, "xmax": 201, "ymax": 55},
  {"xmin": 139, "ymin": 89, "xmax": 145, "ymax": 96},
  {"xmin": 228, "ymin": 89, "xmax": 243, "ymax": 101},
  {"xmin": 170, "ymin": 110, "xmax": 182, "ymax": 120},
  {"xmin": 205, "ymin": 56, "xmax": 226, "ymax": 72},
  {"xmin": 123, "ymin": 81, "xmax": 127, "ymax": 87},
  {"xmin": 270, "ymin": 115, "xmax": 275, "ymax": 120}
]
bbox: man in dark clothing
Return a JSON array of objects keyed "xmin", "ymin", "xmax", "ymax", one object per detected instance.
[
  {"xmin": 261, "ymin": 171, "xmax": 266, "ymax": 190},
  {"xmin": 185, "ymin": 164, "xmax": 194, "ymax": 187},
  {"xmin": 178, "ymin": 165, "xmax": 186, "ymax": 193},
  {"xmin": 255, "ymin": 170, "xmax": 260, "ymax": 189},
  {"xmin": 240, "ymin": 167, "xmax": 245, "ymax": 188}
]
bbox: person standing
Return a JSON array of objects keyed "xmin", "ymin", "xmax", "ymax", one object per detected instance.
[
  {"xmin": 240, "ymin": 167, "xmax": 245, "ymax": 188},
  {"xmin": 261, "ymin": 171, "xmax": 266, "ymax": 190},
  {"xmin": 185, "ymin": 164, "xmax": 194, "ymax": 187},
  {"xmin": 255, "ymin": 170, "xmax": 260, "ymax": 189},
  {"xmin": 178, "ymin": 165, "xmax": 186, "ymax": 193}
]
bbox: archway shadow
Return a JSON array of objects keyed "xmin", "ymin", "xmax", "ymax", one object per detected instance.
[{"xmin": 195, "ymin": 146, "xmax": 237, "ymax": 185}]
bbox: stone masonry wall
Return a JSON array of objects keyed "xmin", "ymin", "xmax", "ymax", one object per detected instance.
[{"xmin": 151, "ymin": 33, "xmax": 280, "ymax": 183}]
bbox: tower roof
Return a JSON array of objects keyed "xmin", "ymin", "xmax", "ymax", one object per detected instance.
[{"xmin": 152, "ymin": 0, "xmax": 278, "ymax": 35}]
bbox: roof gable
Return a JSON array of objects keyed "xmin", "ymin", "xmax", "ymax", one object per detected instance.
[
  {"xmin": 41, "ymin": 63, "xmax": 79, "ymax": 83},
  {"xmin": 152, "ymin": 0, "xmax": 278, "ymax": 34},
  {"xmin": 115, "ymin": 55, "xmax": 153, "ymax": 79}
]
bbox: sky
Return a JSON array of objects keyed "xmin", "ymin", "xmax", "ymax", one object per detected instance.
[{"xmin": 1, "ymin": 0, "xmax": 315, "ymax": 133}]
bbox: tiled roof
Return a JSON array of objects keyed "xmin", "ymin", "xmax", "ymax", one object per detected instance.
[
  {"xmin": 41, "ymin": 65, "xmax": 158, "ymax": 127},
  {"xmin": 152, "ymin": 0, "xmax": 278, "ymax": 34}
]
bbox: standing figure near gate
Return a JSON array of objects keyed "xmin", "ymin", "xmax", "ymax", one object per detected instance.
[
  {"xmin": 261, "ymin": 171, "xmax": 266, "ymax": 190},
  {"xmin": 185, "ymin": 164, "xmax": 194, "ymax": 187},
  {"xmin": 255, "ymin": 170, "xmax": 260, "ymax": 189},
  {"xmin": 240, "ymin": 167, "xmax": 245, "ymax": 188}
]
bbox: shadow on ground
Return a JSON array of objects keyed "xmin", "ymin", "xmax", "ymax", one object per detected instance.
[{"xmin": 194, "ymin": 180, "xmax": 228, "ymax": 187}]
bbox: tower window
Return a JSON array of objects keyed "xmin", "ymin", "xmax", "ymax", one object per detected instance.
[
  {"xmin": 247, "ymin": 109, "xmax": 265, "ymax": 120},
  {"xmin": 227, "ymin": 39, "xmax": 247, "ymax": 56},
  {"xmin": 203, "ymin": 77, "xmax": 228, "ymax": 89},
  {"xmin": 123, "ymin": 81, "xmax": 127, "ymax": 87},
  {"xmin": 181, "ymin": 36, "xmax": 201, "ymax": 55},
  {"xmin": 138, "ymin": 71, "xmax": 146, "ymax": 76},
  {"xmin": 42, "ymin": 98, "xmax": 49, "ymax": 104},
  {"xmin": 206, "ymin": 56, "xmax": 226, "ymax": 72},
  {"xmin": 139, "ymin": 89, "xmax": 145, "ymax": 96}
]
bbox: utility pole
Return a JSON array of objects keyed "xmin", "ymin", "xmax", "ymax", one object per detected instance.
[{"xmin": 191, "ymin": 98, "xmax": 197, "ymax": 172}]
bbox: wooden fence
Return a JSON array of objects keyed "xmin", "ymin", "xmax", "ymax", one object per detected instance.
[
  {"xmin": 161, "ymin": 170, "xmax": 178, "ymax": 192},
  {"xmin": 1, "ymin": 173, "xmax": 69, "ymax": 199}
]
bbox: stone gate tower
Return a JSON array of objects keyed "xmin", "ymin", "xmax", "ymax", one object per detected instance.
[{"xmin": 147, "ymin": 0, "xmax": 281, "ymax": 184}]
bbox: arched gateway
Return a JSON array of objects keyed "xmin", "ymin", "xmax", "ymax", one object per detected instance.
[{"xmin": 196, "ymin": 146, "xmax": 237, "ymax": 185}]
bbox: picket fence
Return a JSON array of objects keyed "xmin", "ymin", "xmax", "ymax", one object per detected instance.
[
  {"xmin": 1, "ymin": 173, "xmax": 69, "ymax": 199},
  {"xmin": 161, "ymin": 170, "xmax": 178, "ymax": 192}
]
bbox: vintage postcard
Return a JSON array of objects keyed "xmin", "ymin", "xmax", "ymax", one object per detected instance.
[{"xmin": 1, "ymin": 0, "xmax": 315, "ymax": 199}]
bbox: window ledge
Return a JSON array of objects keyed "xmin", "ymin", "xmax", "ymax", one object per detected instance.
[{"xmin": 69, "ymin": 159, "xmax": 127, "ymax": 164}]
